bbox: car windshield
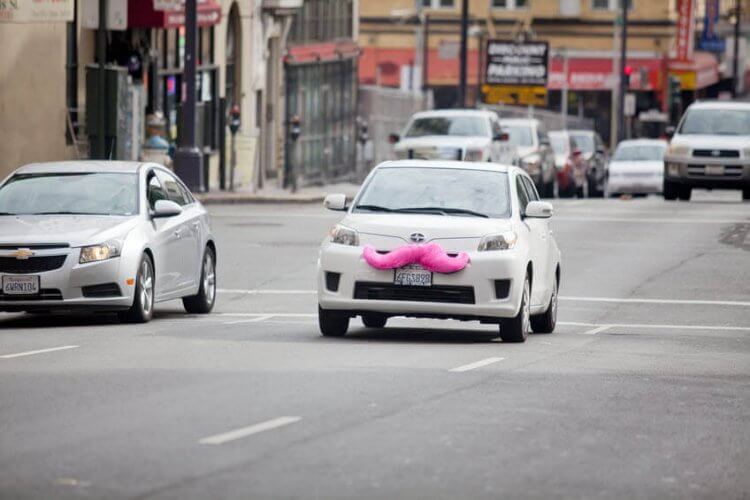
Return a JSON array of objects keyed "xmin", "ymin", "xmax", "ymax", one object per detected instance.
[
  {"xmin": 570, "ymin": 134, "xmax": 594, "ymax": 153},
  {"xmin": 0, "ymin": 172, "xmax": 138, "ymax": 216},
  {"xmin": 678, "ymin": 108, "xmax": 750, "ymax": 135},
  {"xmin": 548, "ymin": 133, "xmax": 569, "ymax": 154},
  {"xmin": 404, "ymin": 116, "xmax": 488, "ymax": 138},
  {"xmin": 502, "ymin": 125, "xmax": 534, "ymax": 147},
  {"xmin": 355, "ymin": 167, "xmax": 510, "ymax": 219},
  {"xmin": 612, "ymin": 145, "xmax": 665, "ymax": 162}
]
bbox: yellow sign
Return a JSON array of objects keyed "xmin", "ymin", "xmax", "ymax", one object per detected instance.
[
  {"xmin": 669, "ymin": 70, "xmax": 697, "ymax": 91},
  {"xmin": 482, "ymin": 85, "xmax": 548, "ymax": 106}
]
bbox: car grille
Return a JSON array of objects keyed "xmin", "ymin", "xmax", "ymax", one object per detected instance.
[
  {"xmin": 408, "ymin": 148, "xmax": 462, "ymax": 161},
  {"xmin": 0, "ymin": 255, "xmax": 68, "ymax": 274},
  {"xmin": 692, "ymin": 149, "xmax": 740, "ymax": 158},
  {"xmin": 0, "ymin": 289, "xmax": 63, "ymax": 301},
  {"xmin": 686, "ymin": 165, "xmax": 744, "ymax": 178},
  {"xmin": 0, "ymin": 244, "xmax": 69, "ymax": 250},
  {"xmin": 354, "ymin": 282, "xmax": 476, "ymax": 304}
]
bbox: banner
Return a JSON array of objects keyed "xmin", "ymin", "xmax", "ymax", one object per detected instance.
[
  {"xmin": 0, "ymin": 0, "xmax": 74, "ymax": 23},
  {"xmin": 675, "ymin": 0, "xmax": 696, "ymax": 62},
  {"xmin": 698, "ymin": 0, "xmax": 725, "ymax": 53}
]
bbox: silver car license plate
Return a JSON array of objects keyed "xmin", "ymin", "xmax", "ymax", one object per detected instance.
[
  {"xmin": 705, "ymin": 165, "xmax": 725, "ymax": 176},
  {"xmin": 2, "ymin": 275, "xmax": 40, "ymax": 295},
  {"xmin": 394, "ymin": 264, "xmax": 432, "ymax": 287}
]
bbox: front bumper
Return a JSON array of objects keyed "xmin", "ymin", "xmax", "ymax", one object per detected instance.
[
  {"xmin": 607, "ymin": 175, "xmax": 663, "ymax": 194},
  {"xmin": 664, "ymin": 157, "xmax": 750, "ymax": 189},
  {"xmin": 317, "ymin": 243, "xmax": 526, "ymax": 321},
  {"xmin": 0, "ymin": 250, "xmax": 134, "ymax": 312}
]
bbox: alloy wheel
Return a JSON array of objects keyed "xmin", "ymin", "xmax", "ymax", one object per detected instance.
[
  {"xmin": 140, "ymin": 260, "xmax": 154, "ymax": 315},
  {"xmin": 203, "ymin": 252, "xmax": 216, "ymax": 306}
]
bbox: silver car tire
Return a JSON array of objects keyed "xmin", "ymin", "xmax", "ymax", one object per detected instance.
[
  {"xmin": 182, "ymin": 246, "xmax": 217, "ymax": 314},
  {"xmin": 119, "ymin": 254, "xmax": 155, "ymax": 324}
]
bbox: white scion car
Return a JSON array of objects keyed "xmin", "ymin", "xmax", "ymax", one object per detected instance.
[
  {"xmin": 606, "ymin": 139, "xmax": 667, "ymax": 196},
  {"xmin": 391, "ymin": 109, "xmax": 516, "ymax": 164},
  {"xmin": 0, "ymin": 161, "xmax": 217, "ymax": 322},
  {"xmin": 317, "ymin": 160, "xmax": 561, "ymax": 343}
]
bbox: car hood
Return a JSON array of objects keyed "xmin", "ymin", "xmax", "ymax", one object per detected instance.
[
  {"xmin": 340, "ymin": 213, "xmax": 513, "ymax": 252},
  {"xmin": 394, "ymin": 136, "xmax": 490, "ymax": 151},
  {"xmin": 671, "ymin": 134, "xmax": 750, "ymax": 150},
  {"xmin": 0, "ymin": 215, "xmax": 140, "ymax": 247},
  {"xmin": 609, "ymin": 160, "xmax": 663, "ymax": 175}
]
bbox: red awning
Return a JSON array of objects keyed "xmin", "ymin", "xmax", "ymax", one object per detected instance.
[
  {"xmin": 668, "ymin": 51, "xmax": 719, "ymax": 90},
  {"xmin": 548, "ymin": 56, "xmax": 663, "ymax": 91},
  {"xmin": 359, "ymin": 46, "xmax": 480, "ymax": 87},
  {"xmin": 128, "ymin": 0, "xmax": 221, "ymax": 29}
]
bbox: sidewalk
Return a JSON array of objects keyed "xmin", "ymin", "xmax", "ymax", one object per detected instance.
[{"xmin": 196, "ymin": 182, "xmax": 361, "ymax": 205}]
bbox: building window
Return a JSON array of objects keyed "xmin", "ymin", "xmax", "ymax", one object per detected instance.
[
  {"xmin": 493, "ymin": 0, "xmax": 528, "ymax": 9},
  {"xmin": 592, "ymin": 0, "xmax": 633, "ymax": 10},
  {"xmin": 289, "ymin": 0, "xmax": 353, "ymax": 45},
  {"xmin": 421, "ymin": 0, "xmax": 454, "ymax": 8}
]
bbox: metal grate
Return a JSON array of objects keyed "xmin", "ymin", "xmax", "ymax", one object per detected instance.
[
  {"xmin": 687, "ymin": 165, "xmax": 744, "ymax": 178},
  {"xmin": 354, "ymin": 282, "xmax": 476, "ymax": 304},
  {"xmin": 0, "ymin": 255, "xmax": 68, "ymax": 274}
]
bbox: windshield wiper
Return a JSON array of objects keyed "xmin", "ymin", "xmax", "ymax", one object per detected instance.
[
  {"xmin": 398, "ymin": 206, "xmax": 489, "ymax": 218},
  {"xmin": 354, "ymin": 204, "xmax": 396, "ymax": 213}
]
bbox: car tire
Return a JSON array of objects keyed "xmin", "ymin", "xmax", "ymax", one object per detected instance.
[
  {"xmin": 319, "ymin": 306, "xmax": 349, "ymax": 337},
  {"xmin": 678, "ymin": 186, "xmax": 692, "ymax": 201},
  {"xmin": 499, "ymin": 275, "xmax": 530, "ymax": 343},
  {"xmin": 118, "ymin": 253, "xmax": 155, "ymax": 324},
  {"xmin": 663, "ymin": 180, "xmax": 679, "ymax": 200},
  {"xmin": 531, "ymin": 278, "xmax": 557, "ymax": 334},
  {"xmin": 362, "ymin": 313, "xmax": 387, "ymax": 328},
  {"xmin": 183, "ymin": 246, "xmax": 217, "ymax": 314},
  {"xmin": 742, "ymin": 188, "xmax": 750, "ymax": 201}
]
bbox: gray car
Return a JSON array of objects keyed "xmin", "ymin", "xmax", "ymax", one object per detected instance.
[{"xmin": 0, "ymin": 161, "xmax": 217, "ymax": 322}]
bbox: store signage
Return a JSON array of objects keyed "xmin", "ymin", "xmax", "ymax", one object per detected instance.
[
  {"xmin": 482, "ymin": 40, "xmax": 549, "ymax": 106},
  {"xmin": 0, "ymin": 0, "xmax": 73, "ymax": 23},
  {"xmin": 675, "ymin": 0, "xmax": 695, "ymax": 62}
]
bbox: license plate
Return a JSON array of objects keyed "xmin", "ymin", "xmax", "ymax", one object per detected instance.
[
  {"xmin": 2, "ymin": 275, "xmax": 40, "ymax": 295},
  {"xmin": 394, "ymin": 264, "xmax": 432, "ymax": 287},
  {"xmin": 705, "ymin": 165, "xmax": 725, "ymax": 176}
]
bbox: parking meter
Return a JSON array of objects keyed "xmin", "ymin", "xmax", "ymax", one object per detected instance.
[{"xmin": 229, "ymin": 105, "xmax": 241, "ymax": 135}]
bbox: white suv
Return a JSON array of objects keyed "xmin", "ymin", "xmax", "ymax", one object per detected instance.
[
  {"xmin": 391, "ymin": 109, "xmax": 516, "ymax": 165},
  {"xmin": 664, "ymin": 101, "xmax": 750, "ymax": 201}
]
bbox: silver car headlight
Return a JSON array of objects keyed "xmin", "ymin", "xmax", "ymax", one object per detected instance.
[
  {"xmin": 478, "ymin": 231, "xmax": 518, "ymax": 251},
  {"xmin": 330, "ymin": 224, "xmax": 359, "ymax": 246},
  {"xmin": 668, "ymin": 144, "xmax": 690, "ymax": 157},
  {"xmin": 79, "ymin": 240, "xmax": 122, "ymax": 264},
  {"xmin": 463, "ymin": 148, "xmax": 484, "ymax": 162}
]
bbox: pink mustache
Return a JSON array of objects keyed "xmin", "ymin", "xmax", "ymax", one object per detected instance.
[{"xmin": 362, "ymin": 243, "xmax": 470, "ymax": 274}]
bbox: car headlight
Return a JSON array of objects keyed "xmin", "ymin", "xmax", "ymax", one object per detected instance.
[
  {"xmin": 668, "ymin": 144, "xmax": 690, "ymax": 157},
  {"xmin": 478, "ymin": 231, "xmax": 518, "ymax": 251},
  {"xmin": 79, "ymin": 240, "xmax": 121, "ymax": 264},
  {"xmin": 330, "ymin": 224, "xmax": 359, "ymax": 246},
  {"xmin": 463, "ymin": 148, "xmax": 484, "ymax": 162}
]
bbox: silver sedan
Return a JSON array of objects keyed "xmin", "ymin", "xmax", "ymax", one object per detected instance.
[{"xmin": 0, "ymin": 161, "xmax": 217, "ymax": 322}]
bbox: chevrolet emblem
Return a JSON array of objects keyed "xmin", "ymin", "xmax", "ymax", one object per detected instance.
[{"xmin": 12, "ymin": 248, "xmax": 34, "ymax": 260}]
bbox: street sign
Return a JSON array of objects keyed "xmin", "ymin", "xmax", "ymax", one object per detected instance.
[
  {"xmin": 624, "ymin": 93, "xmax": 636, "ymax": 117},
  {"xmin": 482, "ymin": 40, "xmax": 549, "ymax": 106}
]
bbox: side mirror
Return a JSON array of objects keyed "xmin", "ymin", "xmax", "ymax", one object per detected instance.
[
  {"xmin": 388, "ymin": 133, "xmax": 400, "ymax": 144},
  {"xmin": 152, "ymin": 199, "xmax": 183, "ymax": 218},
  {"xmin": 525, "ymin": 200, "xmax": 553, "ymax": 219},
  {"xmin": 665, "ymin": 125, "xmax": 676, "ymax": 138},
  {"xmin": 324, "ymin": 193, "xmax": 348, "ymax": 211},
  {"xmin": 493, "ymin": 132, "xmax": 509, "ymax": 142}
]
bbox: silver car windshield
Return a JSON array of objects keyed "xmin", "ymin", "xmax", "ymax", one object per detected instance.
[
  {"xmin": 0, "ymin": 172, "xmax": 138, "ymax": 216},
  {"xmin": 612, "ymin": 145, "xmax": 665, "ymax": 162},
  {"xmin": 355, "ymin": 167, "xmax": 510, "ymax": 219},
  {"xmin": 503, "ymin": 126, "xmax": 534, "ymax": 147},
  {"xmin": 404, "ymin": 116, "xmax": 488, "ymax": 138},
  {"xmin": 678, "ymin": 109, "xmax": 750, "ymax": 135}
]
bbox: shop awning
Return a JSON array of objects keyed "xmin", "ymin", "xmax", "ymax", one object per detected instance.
[
  {"xmin": 128, "ymin": 0, "xmax": 221, "ymax": 29},
  {"xmin": 548, "ymin": 56, "xmax": 664, "ymax": 91},
  {"xmin": 668, "ymin": 51, "xmax": 719, "ymax": 91}
]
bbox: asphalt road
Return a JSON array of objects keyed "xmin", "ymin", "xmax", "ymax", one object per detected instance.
[{"xmin": 1, "ymin": 190, "xmax": 749, "ymax": 499}]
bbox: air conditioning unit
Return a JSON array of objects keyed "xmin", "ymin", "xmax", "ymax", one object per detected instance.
[{"xmin": 263, "ymin": 0, "xmax": 303, "ymax": 10}]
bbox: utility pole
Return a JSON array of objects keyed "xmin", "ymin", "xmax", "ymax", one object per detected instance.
[
  {"xmin": 422, "ymin": 14, "xmax": 430, "ymax": 103},
  {"xmin": 173, "ymin": 0, "xmax": 204, "ymax": 191},
  {"xmin": 458, "ymin": 0, "xmax": 469, "ymax": 107},
  {"xmin": 96, "ymin": 0, "xmax": 107, "ymax": 159},
  {"xmin": 617, "ymin": 0, "xmax": 628, "ymax": 143},
  {"xmin": 733, "ymin": 0, "xmax": 741, "ymax": 97},
  {"xmin": 561, "ymin": 48, "xmax": 569, "ymax": 129}
]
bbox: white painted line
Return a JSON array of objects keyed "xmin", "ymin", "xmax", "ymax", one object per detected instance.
[
  {"xmin": 580, "ymin": 325, "xmax": 611, "ymax": 335},
  {"xmin": 223, "ymin": 315, "xmax": 275, "ymax": 325},
  {"xmin": 0, "ymin": 345, "xmax": 79, "ymax": 359},
  {"xmin": 217, "ymin": 312, "xmax": 317, "ymax": 318},
  {"xmin": 210, "ymin": 212, "xmax": 337, "ymax": 219},
  {"xmin": 556, "ymin": 216, "xmax": 748, "ymax": 224},
  {"xmin": 199, "ymin": 416, "xmax": 302, "ymax": 445},
  {"xmin": 560, "ymin": 296, "xmax": 750, "ymax": 308},
  {"xmin": 218, "ymin": 289, "xmax": 317, "ymax": 295},
  {"xmin": 559, "ymin": 321, "xmax": 750, "ymax": 332},
  {"xmin": 449, "ymin": 357, "xmax": 505, "ymax": 373}
]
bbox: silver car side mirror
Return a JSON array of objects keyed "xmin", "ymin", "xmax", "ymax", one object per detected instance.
[
  {"xmin": 525, "ymin": 201, "xmax": 553, "ymax": 218},
  {"xmin": 324, "ymin": 193, "xmax": 348, "ymax": 211},
  {"xmin": 152, "ymin": 199, "xmax": 183, "ymax": 218}
]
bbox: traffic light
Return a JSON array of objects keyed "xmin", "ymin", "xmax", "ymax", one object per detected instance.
[{"xmin": 624, "ymin": 65, "xmax": 633, "ymax": 88}]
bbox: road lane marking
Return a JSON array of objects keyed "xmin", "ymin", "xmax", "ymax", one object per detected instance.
[
  {"xmin": 199, "ymin": 416, "xmax": 302, "ymax": 445},
  {"xmin": 559, "ymin": 321, "xmax": 750, "ymax": 332},
  {"xmin": 217, "ymin": 289, "xmax": 750, "ymax": 308},
  {"xmin": 0, "ymin": 345, "xmax": 79, "ymax": 359},
  {"xmin": 449, "ymin": 357, "xmax": 505, "ymax": 373},
  {"xmin": 218, "ymin": 312, "xmax": 317, "ymax": 318},
  {"xmin": 580, "ymin": 325, "xmax": 611, "ymax": 335},
  {"xmin": 223, "ymin": 315, "xmax": 275, "ymax": 325},
  {"xmin": 560, "ymin": 296, "xmax": 750, "ymax": 307},
  {"xmin": 555, "ymin": 217, "xmax": 748, "ymax": 224}
]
